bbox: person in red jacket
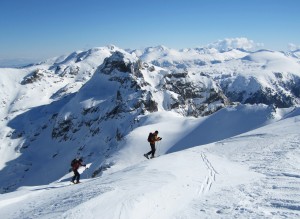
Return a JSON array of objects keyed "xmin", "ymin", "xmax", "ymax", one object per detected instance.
[
  {"xmin": 144, "ymin": 130, "xmax": 162, "ymax": 159},
  {"xmin": 71, "ymin": 158, "xmax": 86, "ymax": 184}
]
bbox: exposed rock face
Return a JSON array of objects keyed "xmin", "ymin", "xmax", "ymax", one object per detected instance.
[
  {"xmin": 50, "ymin": 51, "xmax": 159, "ymax": 151},
  {"xmin": 96, "ymin": 52, "xmax": 229, "ymax": 117},
  {"xmin": 97, "ymin": 51, "xmax": 157, "ymax": 114},
  {"xmin": 221, "ymin": 73, "xmax": 300, "ymax": 108},
  {"xmin": 162, "ymin": 70, "xmax": 229, "ymax": 116},
  {"xmin": 58, "ymin": 66, "xmax": 80, "ymax": 77},
  {"xmin": 100, "ymin": 51, "xmax": 133, "ymax": 75},
  {"xmin": 21, "ymin": 69, "xmax": 44, "ymax": 85}
]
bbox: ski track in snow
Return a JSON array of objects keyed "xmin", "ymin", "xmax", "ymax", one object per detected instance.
[
  {"xmin": 198, "ymin": 152, "xmax": 217, "ymax": 195},
  {"xmin": 202, "ymin": 131, "xmax": 300, "ymax": 218}
]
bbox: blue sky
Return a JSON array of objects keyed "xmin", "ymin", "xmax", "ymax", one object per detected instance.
[{"xmin": 0, "ymin": 0, "xmax": 299, "ymax": 64}]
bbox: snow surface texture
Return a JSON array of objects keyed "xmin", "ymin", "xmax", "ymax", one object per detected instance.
[
  {"xmin": 0, "ymin": 107, "xmax": 300, "ymax": 219},
  {"xmin": 1, "ymin": 38, "xmax": 300, "ymax": 218}
]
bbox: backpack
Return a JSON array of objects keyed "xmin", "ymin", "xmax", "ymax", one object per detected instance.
[
  {"xmin": 147, "ymin": 132, "xmax": 154, "ymax": 142},
  {"xmin": 71, "ymin": 159, "xmax": 77, "ymax": 167}
]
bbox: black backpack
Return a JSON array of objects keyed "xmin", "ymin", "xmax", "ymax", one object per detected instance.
[
  {"xmin": 71, "ymin": 159, "xmax": 77, "ymax": 167},
  {"xmin": 147, "ymin": 132, "xmax": 154, "ymax": 142}
]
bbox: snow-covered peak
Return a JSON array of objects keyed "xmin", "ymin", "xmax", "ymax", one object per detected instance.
[
  {"xmin": 134, "ymin": 45, "xmax": 249, "ymax": 70},
  {"xmin": 132, "ymin": 45, "xmax": 177, "ymax": 63},
  {"xmin": 44, "ymin": 45, "xmax": 121, "ymax": 66},
  {"xmin": 242, "ymin": 50, "xmax": 300, "ymax": 73},
  {"xmin": 289, "ymin": 49, "xmax": 300, "ymax": 59},
  {"xmin": 126, "ymin": 38, "xmax": 266, "ymax": 69},
  {"xmin": 103, "ymin": 50, "xmax": 137, "ymax": 64},
  {"xmin": 144, "ymin": 45, "xmax": 169, "ymax": 53},
  {"xmin": 288, "ymin": 43, "xmax": 300, "ymax": 52}
]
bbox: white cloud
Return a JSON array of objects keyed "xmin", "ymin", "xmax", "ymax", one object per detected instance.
[{"xmin": 206, "ymin": 37, "xmax": 263, "ymax": 51}]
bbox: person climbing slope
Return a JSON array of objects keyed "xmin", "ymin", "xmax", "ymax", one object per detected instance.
[
  {"xmin": 70, "ymin": 158, "xmax": 87, "ymax": 184},
  {"xmin": 144, "ymin": 130, "xmax": 162, "ymax": 159}
]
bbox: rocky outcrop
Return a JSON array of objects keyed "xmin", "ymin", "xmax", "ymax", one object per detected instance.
[
  {"xmin": 222, "ymin": 73, "xmax": 300, "ymax": 108},
  {"xmin": 21, "ymin": 69, "xmax": 44, "ymax": 85},
  {"xmin": 99, "ymin": 51, "xmax": 133, "ymax": 75},
  {"xmin": 162, "ymin": 71, "xmax": 230, "ymax": 117}
]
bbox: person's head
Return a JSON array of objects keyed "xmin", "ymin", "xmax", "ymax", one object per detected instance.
[
  {"xmin": 78, "ymin": 158, "xmax": 83, "ymax": 162},
  {"xmin": 154, "ymin": 130, "xmax": 159, "ymax": 135}
]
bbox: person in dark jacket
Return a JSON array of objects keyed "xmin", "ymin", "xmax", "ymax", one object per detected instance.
[
  {"xmin": 71, "ymin": 158, "xmax": 86, "ymax": 184},
  {"xmin": 144, "ymin": 130, "xmax": 162, "ymax": 159}
]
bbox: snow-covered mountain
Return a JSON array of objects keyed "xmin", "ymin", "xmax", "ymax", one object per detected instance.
[
  {"xmin": 133, "ymin": 43, "xmax": 300, "ymax": 108},
  {"xmin": 1, "ymin": 38, "xmax": 300, "ymax": 218},
  {"xmin": 0, "ymin": 45, "xmax": 229, "ymax": 192}
]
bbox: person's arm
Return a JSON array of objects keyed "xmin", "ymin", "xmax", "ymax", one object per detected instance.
[
  {"xmin": 80, "ymin": 162, "xmax": 87, "ymax": 167},
  {"xmin": 155, "ymin": 136, "xmax": 162, "ymax": 141}
]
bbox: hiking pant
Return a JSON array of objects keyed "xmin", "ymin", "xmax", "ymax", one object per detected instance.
[
  {"xmin": 146, "ymin": 143, "xmax": 156, "ymax": 157},
  {"xmin": 72, "ymin": 169, "xmax": 80, "ymax": 182}
]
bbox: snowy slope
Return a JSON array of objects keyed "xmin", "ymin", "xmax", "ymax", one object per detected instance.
[
  {"xmin": 0, "ymin": 45, "xmax": 119, "ymax": 115},
  {"xmin": 0, "ymin": 106, "xmax": 299, "ymax": 218},
  {"xmin": 0, "ymin": 46, "xmax": 123, "ymax": 191},
  {"xmin": 1, "ymin": 39, "xmax": 300, "ymax": 195}
]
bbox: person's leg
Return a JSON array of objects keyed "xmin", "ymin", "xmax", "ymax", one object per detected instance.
[
  {"xmin": 76, "ymin": 172, "xmax": 81, "ymax": 183},
  {"xmin": 72, "ymin": 170, "xmax": 77, "ymax": 182},
  {"xmin": 150, "ymin": 143, "xmax": 156, "ymax": 158},
  {"xmin": 74, "ymin": 170, "xmax": 80, "ymax": 183},
  {"xmin": 145, "ymin": 143, "xmax": 155, "ymax": 159},
  {"xmin": 146, "ymin": 143, "xmax": 153, "ymax": 156}
]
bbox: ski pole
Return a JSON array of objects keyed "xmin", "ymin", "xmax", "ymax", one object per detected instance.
[
  {"xmin": 85, "ymin": 167, "xmax": 88, "ymax": 179},
  {"xmin": 157, "ymin": 141, "xmax": 161, "ymax": 156}
]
